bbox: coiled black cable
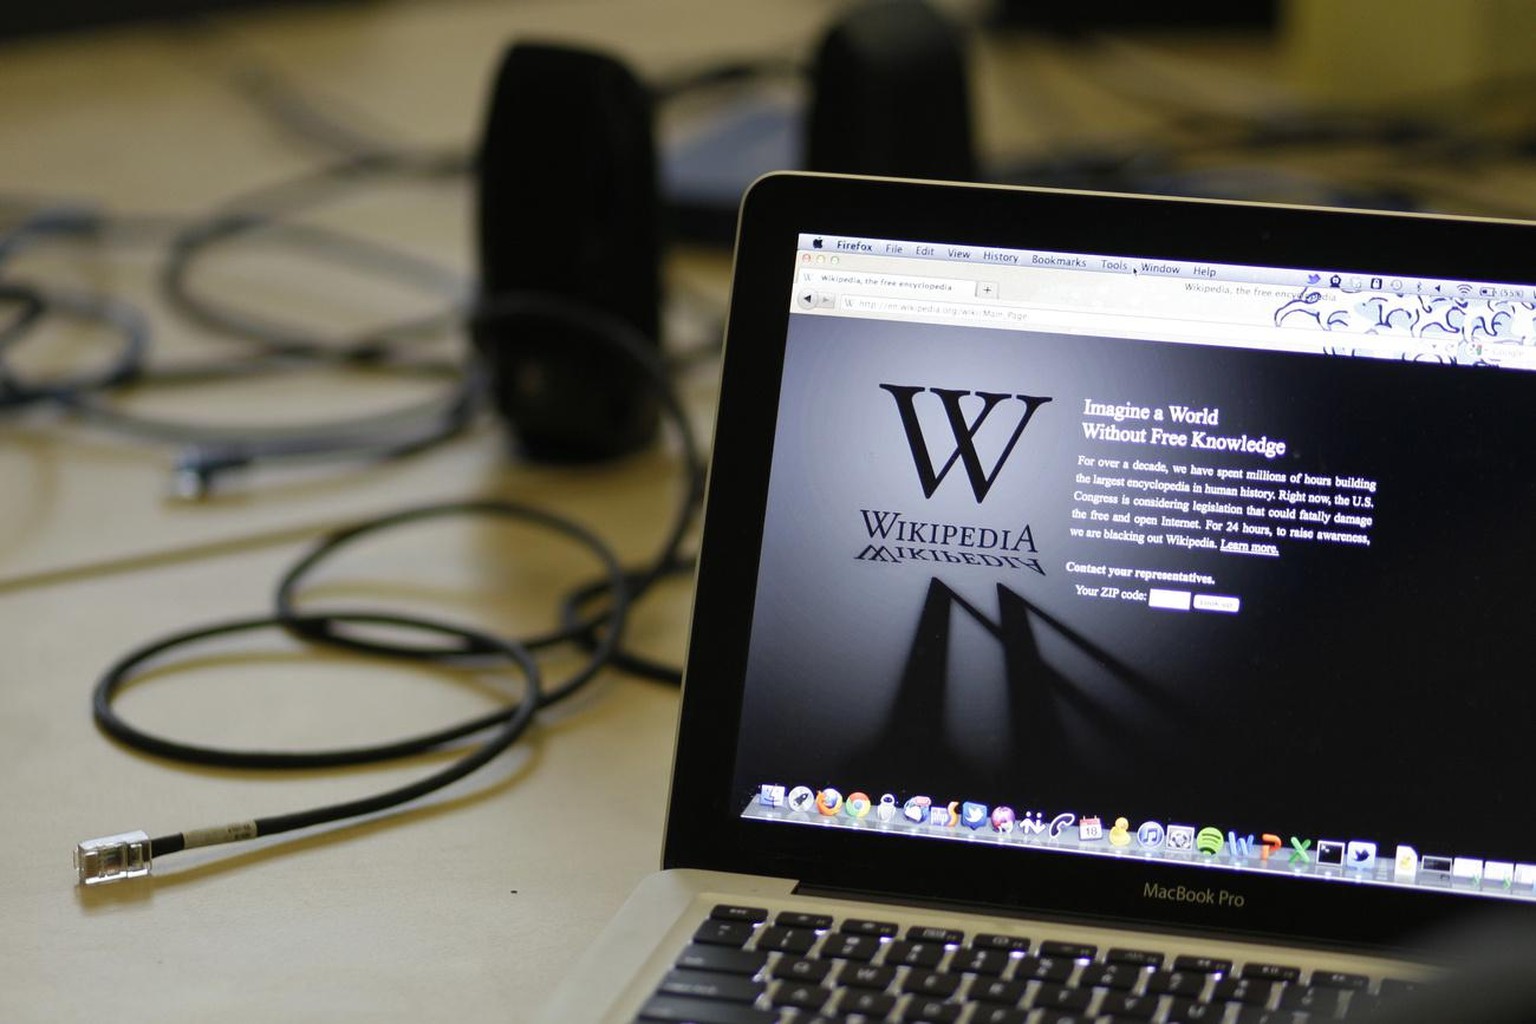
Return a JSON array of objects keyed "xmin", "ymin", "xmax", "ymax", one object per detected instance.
[
  {"xmin": 0, "ymin": 280, "xmax": 150, "ymax": 409},
  {"xmin": 84, "ymin": 286, "xmax": 709, "ymax": 874},
  {"xmin": 73, "ymin": 55, "xmax": 752, "ymax": 878},
  {"xmin": 65, "ymin": 354, "xmax": 480, "ymax": 499},
  {"xmin": 0, "ymin": 174, "xmax": 479, "ymax": 494},
  {"xmin": 559, "ymin": 556, "xmax": 697, "ymax": 684},
  {"xmin": 273, "ymin": 292, "xmax": 707, "ymax": 671},
  {"xmin": 91, "ymin": 500, "xmax": 629, "ymax": 863},
  {"xmin": 160, "ymin": 210, "xmax": 469, "ymax": 361}
]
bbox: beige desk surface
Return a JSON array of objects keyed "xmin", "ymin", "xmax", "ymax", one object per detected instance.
[
  {"xmin": 0, "ymin": 3, "xmax": 793, "ymax": 1020},
  {"xmin": 3, "ymin": 5, "xmax": 1519, "ymax": 1021}
]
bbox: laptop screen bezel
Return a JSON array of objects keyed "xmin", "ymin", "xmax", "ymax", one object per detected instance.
[{"xmin": 664, "ymin": 171, "xmax": 1536, "ymax": 952}]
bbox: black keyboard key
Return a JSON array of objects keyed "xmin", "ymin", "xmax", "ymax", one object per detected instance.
[
  {"xmin": 820, "ymin": 932, "xmax": 881, "ymax": 961},
  {"xmin": 1032, "ymin": 983, "xmax": 1093, "ymax": 1012},
  {"xmin": 1107, "ymin": 948, "xmax": 1165, "ymax": 968},
  {"xmin": 906, "ymin": 998, "xmax": 963, "ymax": 1023},
  {"xmin": 902, "ymin": 970, "xmax": 961, "ymax": 998},
  {"xmin": 771, "ymin": 958, "xmax": 830, "ymax": 984},
  {"xmin": 1378, "ymin": 979, "xmax": 1421, "ymax": 998},
  {"xmin": 882, "ymin": 940, "xmax": 944, "ymax": 969},
  {"xmin": 1243, "ymin": 963, "xmax": 1301, "ymax": 983},
  {"xmin": 1014, "ymin": 956, "xmax": 1074, "ymax": 983},
  {"xmin": 949, "ymin": 946, "xmax": 1009, "ymax": 975},
  {"xmin": 1349, "ymin": 992, "xmax": 1382, "ymax": 1016},
  {"xmin": 841, "ymin": 918, "xmax": 899, "ymax": 938},
  {"xmin": 839, "ymin": 963, "xmax": 895, "ymax": 990},
  {"xmin": 969, "ymin": 977, "xmax": 1027, "ymax": 1005},
  {"xmin": 1079, "ymin": 962, "xmax": 1140, "ymax": 990},
  {"xmin": 658, "ymin": 970, "xmax": 764, "ymax": 1004},
  {"xmin": 1311, "ymin": 971, "xmax": 1369, "ymax": 991},
  {"xmin": 770, "ymin": 983, "xmax": 829, "ymax": 1013},
  {"xmin": 775, "ymin": 911, "xmax": 832, "ymax": 930},
  {"xmin": 1231, "ymin": 1009, "xmax": 1306, "ymax": 1024},
  {"xmin": 1098, "ymin": 992, "xmax": 1160, "ymax": 1019},
  {"xmin": 693, "ymin": 920, "xmax": 756, "ymax": 947},
  {"xmin": 1174, "ymin": 955, "xmax": 1233, "ymax": 975},
  {"xmin": 1213, "ymin": 977, "xmax": 1276, "ymax": 1005},
  {"xmin": 1036, "ymin": 1012, "xmax": 1093, "ymax": 1024},
  {"xmin": 973, "ymin": 933, "xmax": 1031, "ymax": 953},
  {"xmin": 1147, "ymin": 971, "xmax": 1207, "ymax": 997},
  {"xmin": 637, "ymin": 994, "xmax": 778, "ymax": 1024},
  {"xmin": 675, "ymin": 944, "xmax": 768, "ymax": 976},
  {"xmin": 907, "ymin": 925, "xmax": 965, "ymax": 945},
  {"xmin": 1040, "ymin": 940, "xmax": 1097, "ymax": 960},
  {"xmin": 1167, "ymin": 997, "xmax": 1226, "ymax": 1022},
  {"xmin": 755, "ymin": 926, "xmax": 816, "ymax": 955},
  {"xmin": 711, "ymin": 904, "xmax": 769, "ymax": 924},
  {"xmin": 1277, "ymin": 985, "xmax": 1342, "ymax": 1016},
  {"xmin": 971, "ymin": 1008, "xmax": 1029, "ymax": 1024},
  {"xmin": 837, "ymin": 989, "xmax": 896, "ymax": 1018}
]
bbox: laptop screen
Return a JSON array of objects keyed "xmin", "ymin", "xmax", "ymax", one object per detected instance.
[{"xmin": 726, "ymin": 219, "xmax": 1536, "ymax": 912}]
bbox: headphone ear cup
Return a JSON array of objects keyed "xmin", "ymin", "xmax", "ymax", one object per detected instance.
[
  {"xmin": 473, "ymin": 42, "xmax": 662, "ymax": 462},
  {"xmin": 806, "ymin": 0, "xmax": 976, "ymax": 182}
]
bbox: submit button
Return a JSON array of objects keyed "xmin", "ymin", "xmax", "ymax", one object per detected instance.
[{"xmin": 1193, "ymin": 594, "xmax": 1241, "ymax": 614}]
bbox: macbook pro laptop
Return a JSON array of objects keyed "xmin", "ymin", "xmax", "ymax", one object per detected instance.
[{"xmin": 536, "ymin": 172, "xmax": 1536, "ymax": 1023}]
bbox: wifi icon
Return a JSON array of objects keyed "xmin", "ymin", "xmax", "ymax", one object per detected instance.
[
  {"xmin": 1196, "ymin": 827, "xmax": 1225, "ymax": 856},
  {"xmin": 1456, "ymin": 283, "xmax": 1474, "ymax": 297}
]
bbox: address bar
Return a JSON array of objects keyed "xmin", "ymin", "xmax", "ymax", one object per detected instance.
[
  {"xmin": 835, "ymin": 293, "xmax": 1357, "ymax": 354},
  {"xmin": 837, "ymin": 294, "xmax": 1034, "ymax": 326}
]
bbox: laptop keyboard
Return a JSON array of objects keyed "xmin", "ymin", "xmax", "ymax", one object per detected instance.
[{"xmin": 633, "ymin": 904, "xmax": 1414, "ymax": 1023}]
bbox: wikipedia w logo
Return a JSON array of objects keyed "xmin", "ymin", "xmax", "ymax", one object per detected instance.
[{"xmin": 879, "ymin": 384, "xmax": 1053, "ymax": 503}]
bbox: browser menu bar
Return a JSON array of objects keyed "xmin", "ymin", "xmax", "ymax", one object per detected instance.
[{"xmin": 796, "ymin": 233, "xmax": 1536, "ymax": 301}]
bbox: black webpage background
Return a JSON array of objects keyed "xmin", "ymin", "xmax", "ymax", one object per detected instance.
[{"xmin": 733, "ymin": 312, "xmax": 1536, "ymax": 863}]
